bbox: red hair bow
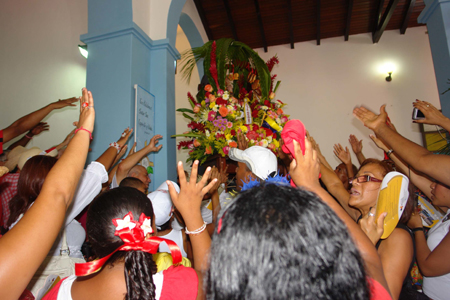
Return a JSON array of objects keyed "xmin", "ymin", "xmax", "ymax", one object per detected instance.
[{"xmin": 75, "ymin": 212, "xmax": 182, "ymax": 276}]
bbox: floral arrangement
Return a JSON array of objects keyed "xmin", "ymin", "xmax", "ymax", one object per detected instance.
[{"xmin": 175, "ymin": 39, "xmax": 290, "ymax": 164}]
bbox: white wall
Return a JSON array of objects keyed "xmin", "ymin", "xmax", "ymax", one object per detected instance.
[
  {"xmin": 175, "ymin": 25, "xmax": 201, "ymax": 165},
  {"xmin": 252, "ymin": 27, "xmax": 439, "ymax": 168},
  {"xmin": 0, "ymin": 0, "xmax": 88, "ymax": 150}
]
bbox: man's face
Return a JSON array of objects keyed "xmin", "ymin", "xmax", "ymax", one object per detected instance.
[
  {"xmin": 132, "ymin": 166, "xmax": 151, "ymax": 186},
  {"xmin": 235, "ymin": 162, "xmax": 254, "ymax": 191}
]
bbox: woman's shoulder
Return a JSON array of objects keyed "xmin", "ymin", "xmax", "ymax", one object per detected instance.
[{"xmin": 379, "ymin": 227, "xmax": 413, "ymax": 254}]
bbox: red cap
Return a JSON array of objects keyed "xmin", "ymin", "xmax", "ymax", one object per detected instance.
[{"xmin": 281, "ymin": 119, "xmax": 306, "ymax": 159}]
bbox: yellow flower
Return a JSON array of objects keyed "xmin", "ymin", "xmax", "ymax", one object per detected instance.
[
  {"xmin": 201, "ymin": 100, "xmax": 206, "ymax": 107},
  {"xmin": 209, "ymin": 102, "xmax": 216, "ymax": 109},
  {"xmin": 272, "ymin": 139, "xmax": 280, "ymax": 149},
  {"xmin": 225, "ymin": 133, "xmax": 232, "ymax": 140},
  {"xmin": 240, "ymin": 126, "xmax": 248, "ymax": 133}
]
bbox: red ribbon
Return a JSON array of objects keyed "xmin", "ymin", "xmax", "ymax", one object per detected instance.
[{"xmin": 75, "ymin": 212, "xmax": 182, "ymax": 276}]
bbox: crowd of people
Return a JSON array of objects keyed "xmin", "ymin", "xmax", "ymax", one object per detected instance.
[{"xmin": 0, "ymin": 89, "xmax": 449, "ymax": 300}]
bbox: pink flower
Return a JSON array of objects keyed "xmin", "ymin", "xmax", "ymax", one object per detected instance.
[
  {"xmin": 188, "ymin": 143, "xmax": 194, "ymax": 149},
  {"xmin": 281, "ymin": 116, "xmax": 288, "ymax": 123},
  {"xmin": 222, "ymin": 146, "xmax": 230, "ymax": 155},
  {"xmin": 217, "ymin": 89, "xmax": 224, "ymax": 96},
  {"xmin": 231, "ymin": 97, "xmax": 238, "ymax": 104},
  {"xmin": 268, "ymin": 143, "xmax": 276, "ymax": 150},
  {"xmin": 227, "ymin": 122, "xmax": 233, "ymax": 128},
  {"xmin": 208, "ymin": 94, "xmax": 216, "ymax": 102},
  {"xmin": 208, "ymin": 111, "xmax": 216, "ymax": 121},
  {"xmin": 193, "ymin": 105, "xmax": 201, "ymax": 113},
  {"xmin": 193, "ymin": 139, "xmax": 201, "ymax": 147}
]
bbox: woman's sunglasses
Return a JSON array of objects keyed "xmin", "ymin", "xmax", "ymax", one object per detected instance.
[{"xmin": 349, "ymin": 175, "xmax": 382, "ymax": 185}]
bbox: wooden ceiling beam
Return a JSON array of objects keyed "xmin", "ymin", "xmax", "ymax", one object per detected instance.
[
  {"xmin": 223, "ymin": 0, "xmax": 238, "ymax": 40},
  {"xmin": 316, "ymin": 0, "xmax": 321, "ymax": 45},
  {"xmin": 373, "ymin": 0, "xmax": 400, "ymax": 43},
  {"xmin": 400, "ymin": 0, "xmax": 416, "ymax": 34},
  {"xmin": 344, "ymin": 0, "xmax": 354, "ymax": 41},
  {"xmin": 372, "ymin": 0, "xmax": 385, "ymax": 36},
  {"xmin": 253, "ymin": 0, "xmax": 268, "ymax": 52},
  {"xmin": 287, "ymin": 0, "xmax": 294, "ymax": 49},
  {"xmin": 193, "ymin": 0, "xmax": 213, "ymax": 41}
]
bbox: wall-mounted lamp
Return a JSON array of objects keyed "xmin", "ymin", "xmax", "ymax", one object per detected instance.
[
  {"xmin": 78, "ymin": 44, "xmax": 88, "ymax": 59},
  {"xmin": 386, "ymin": 72, "xmax": 392, "ymax": 82}
]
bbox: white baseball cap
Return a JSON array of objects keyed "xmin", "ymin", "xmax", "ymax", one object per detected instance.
[
  {"xmin": 147, "ymin": 181, "xmax": 180, "ymax": 227},
  {"xmin": 229, "ymin": 146, "xmax": 277, "ymax": 180}
]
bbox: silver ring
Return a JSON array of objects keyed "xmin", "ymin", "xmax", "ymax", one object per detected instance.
[
  {"xmin": 368, "ymin": 212, "xmax": 375, "ymax": 217},
  {"xmin": 426, "ymin": 105, "xmax": 430, "ymax": 107}
]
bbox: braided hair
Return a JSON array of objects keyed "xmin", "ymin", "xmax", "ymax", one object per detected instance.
[{"xmin": 87, "ymin": 187, "xmax": 157, "ymax": 300}]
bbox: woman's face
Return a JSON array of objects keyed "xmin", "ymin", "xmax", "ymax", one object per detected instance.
[
  {"xmin": 430, "ymin": 181, "xmax": 450, "ymax": 209},
  {"xmin": 349, "ymin": 164, "xmax": 385, "ymax": 212}
]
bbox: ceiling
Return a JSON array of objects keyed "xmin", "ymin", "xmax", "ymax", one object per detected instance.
[{"xmin": 193, "ymin": 0, "xmax": 426, "ymax": 51}]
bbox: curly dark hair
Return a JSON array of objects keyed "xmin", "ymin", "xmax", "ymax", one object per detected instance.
[
  {"xmin": 207, "ymin": 184, "xmax": 370, "ymax": 300},
  {"xmin": 87, "ymin": 187, "xmax": 157, "ymax": 300}
]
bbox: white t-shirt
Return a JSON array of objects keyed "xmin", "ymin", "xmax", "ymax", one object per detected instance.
[{"xmin": 423, "ymin": 210, "xmax": 450, "ymax": 300}]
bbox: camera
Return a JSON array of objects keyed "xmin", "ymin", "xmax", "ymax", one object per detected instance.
[{"xmin": 412, "ymin": 107, "xmax": 425, "ymax": 120}]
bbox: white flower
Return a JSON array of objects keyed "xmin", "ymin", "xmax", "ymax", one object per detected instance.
[
  {"xmin": 223, "ymin": 91, "xmax": 230, "ymax": 100},
  {"xmin": 141, "ymin": 218, "xmax": 153, "ymax": 236},
  {"xmin": 227, "ymin": 105, "xmax": 234, "ymax": 111},
  {"xmin": 200, "ymin": 110, "xmax": 209, "ymax": 122},
  {"xmin": 206, "ymin": 130, "xmax": 210, "ymax": 137},
  {"xmin": 115, "ymin": 215, "xmax": 136, "ymax": 231},
  {"xmin": 276, "ymin": 117, "xmax": 281, "ymax": 124},
  {"xmin": 261, "ymin": 106, "xmax": 269, "ymax": 111},
  {"xmin": 212, "ymin": 105, "xmax": 219, "ymax": 112},
  {"xmin": 261, "ymin": 139, "xmax": 268, "ymax": 147},
  {"xmin": 267, "ymin": 136, "xmax": 273, "ymax": 142}
]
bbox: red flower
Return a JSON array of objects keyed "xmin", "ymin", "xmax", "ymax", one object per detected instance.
[
  {"xmin": 252, "ymin": 124, "xmax": 259, "ymax": 131},
  {"xmin": 205, "ymin": 92, "xmax": 211, "ymax": 98},
  {"xmin": 273, "ymin": 132, "xmax": 277, "ymax": 139},
  {"xmin": 187, "ymin": 121, "xmax": 205, "ymax": 133},
  {"xmin": 230, "ymin": 129, "xmax": 236, "ymax": 136},
  {"xmin": 264, "ymin": 100, "xmax": 271, "ymax": 107},
  {"xmin": 263, "ymin": 128, "xmax": 273, "ymax": 137},
  {"xmin": 177, "ymin": 140, "xmax": 193, "ymax": 150},
  {"xmin": 252, "ymin": 110, "xmax": 258, "ymax": 118},
  {"xmin": 216, "ymin": 97, "xmax": 227, "ymax": 106},
  {"xmin": 216, "ymin": 133, "xmax": 225, "ymax": 139},
  {"xmin": 247, "ymin": 130, "xmax": 259, "ymax": 140}
]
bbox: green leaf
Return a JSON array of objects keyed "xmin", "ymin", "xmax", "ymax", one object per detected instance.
[
  {"xmin": 273, "ymin": 81, "xmax": 281, "ymax": 94},
  {"xmin": 182, "ymin": 113, "xmax": 194, "ymax": 121},
  {"xmin": 171, "ymin": 133, "xmax": 203, "ymax": 138},
  {"xmin": 217, "ymin": 38, "xmax": 234, "ymax": 90},
  {"xmin": 177, "ymin": 108, "xmax": 195, "ymax": 113}
]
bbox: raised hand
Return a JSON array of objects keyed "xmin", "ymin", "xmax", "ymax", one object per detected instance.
[
  {"xmin": 52, "ymin": 97, "xmax": 78, "ymax": 109},
  {"xmin": 146, "ymin": 135, "xmax": 163, "ymax": 152},
  {"xmin": 290, "ymin": 138, "xmax": 321, "ymax": 190},
  {"xmin": 349, "ymin": 134, "xmax": 363, "ymax": 154},
  {"xmin": 407, "ymin": 206, "xmax": 424, "ymax": 229},
  {"xmin": 237, "ymin": 132, "xmax": 248, "ymax": 150},
  {"xmin": 369, "ymin": 134, "xmax": 389, "ymax": 152},
  {"xmin": 359, "ymin": 207, "xmax": 387, "ymax": 245},
  {"xmin": 167, "ymin": 160, "xmax": 217, "ymax": 217},
  {"xmin": 353, "ymin": 105, "xmax": 387, "ymax": 132},
  {"xmin": 413, "ymin": 99, "xmax": 448, "ymax": 126},
  {"xmin": 333, "ymin": 143, "xmax": 351, "ymax": 165},
  {"xmin": 30, "ymin": 122, "xmax": 49, "ymax": 136},
  {"xmin": 77, "ymin": 88, "xmax": 95, "ymax": 133},
  {"xmin": 117, "ymin": 127, "xmax": 133, "ymax": 147}
]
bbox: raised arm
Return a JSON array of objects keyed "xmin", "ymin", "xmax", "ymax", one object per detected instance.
[
  {"xmin": 413, "ymin": 99, "xmax": 450, "ymax": 132},
  {"xmin": 95, "ymin": 127, "xmax": 133, "ymax": 172},
  {"xmin": 334, "ymin": 143, "xmax": 355, "ymax": 178},
  {"xmin": 349, "ymin": 134, "xmax": 366, "ymax": 165},
  {"xmin": 6, "ymin": 122, "xmax": 49, "ymax": 150},
  {"xmin": 114, "ymin": 135, "xmax": 162, "ymax": 185},
  {"xmin": 407, "ymin": 211, "xmax": 450, "ymax": 276},
  {"xmin": 353, "ymin": 105, "xmax": 450, "ymax": 187},
  {"xmin": 0, "ymin": 88, "xmax": 94, "ymax": 300},
  {"xmin": 290, "ymin": 138, "xmax": 391, "ymax": 295},
  {"xmin": 2, "ymin": 97, "xmax": 77, "ymax": 143},
  {"xmin": 168, "ymin": 161, "xmax": 217, "ymax": 300}
]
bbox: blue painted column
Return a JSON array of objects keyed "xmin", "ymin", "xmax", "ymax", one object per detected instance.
[
  {"xmin": 81, "ymin": 0, "xmax": 180, "ymax": 190},
  {"xmin": 419, "ymin": 0, "xmax": 450, "ymax": 116}
]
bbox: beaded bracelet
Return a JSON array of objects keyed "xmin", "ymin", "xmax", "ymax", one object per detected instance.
[
  {"xmin": 185, "ymin": 221, "xmax": 207, "ymax": 235},
  {"xmin": 75, "ymin": 127, "xmax": 93, "ymax": 140},
  {"xmin": 386, "ymin": 149, "xmax": 394, "ymax": 157},
  {"xmin": 109, "ymin": 142, "xmax": 121, "ymax": 153}
]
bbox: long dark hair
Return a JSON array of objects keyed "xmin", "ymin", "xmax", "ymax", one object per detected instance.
[
  {"xmin": 207, "ymin": 184, "xmax": 370, "ymax": 300},
  {"xmin": 87, "ymin": 187, "xmax": 157, "ymax": 300},
  {"xmin": 7, "ymin": 155, "xmax": 57, "ymax": 227}
]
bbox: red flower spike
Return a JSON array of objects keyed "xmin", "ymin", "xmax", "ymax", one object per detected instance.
[
  {"xmin": 209, "ymin": 41, "xmax": 220, "ymax": 89},
  {"xmin": 187, "ymin": 92, "xmax": 197, "ymax": 106}
]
